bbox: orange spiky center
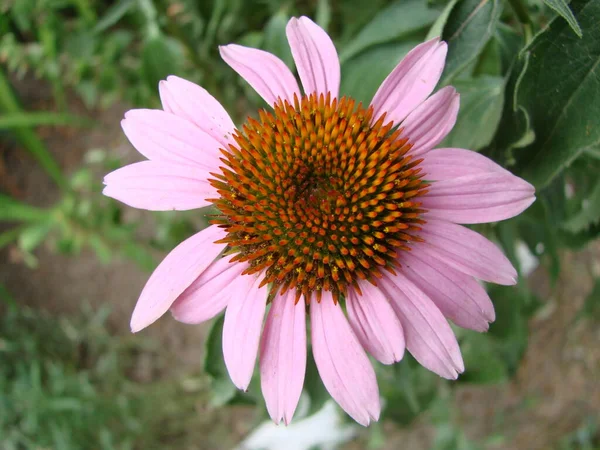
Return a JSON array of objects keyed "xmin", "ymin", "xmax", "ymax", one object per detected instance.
[{"xmin": 209, "ymin": 93, "xmax": 428, "ymax": 304}]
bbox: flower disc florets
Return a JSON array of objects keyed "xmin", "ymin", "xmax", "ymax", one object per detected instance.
[{"xmin": 209, "ymin": 93, "xmax": 429, "ymax": 303}]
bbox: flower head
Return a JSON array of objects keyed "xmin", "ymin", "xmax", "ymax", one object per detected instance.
[{"xmin": 104, "ymin": 16, "xmax": 535, "ymax": 426}]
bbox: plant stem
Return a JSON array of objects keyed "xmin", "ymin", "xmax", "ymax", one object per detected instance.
[{"xmin": 508, "ymin": 0, "xmax": 533, "ymax": 43}]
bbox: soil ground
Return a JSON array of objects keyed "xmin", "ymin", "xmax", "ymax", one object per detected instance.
[{"xmin": 1, "ymin": 78, "xmax": 598, "ymax": 450}]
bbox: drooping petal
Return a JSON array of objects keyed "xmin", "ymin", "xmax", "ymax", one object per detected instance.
[
  {"xmin": 379, "ymin": 272, "xmax": 464, "ymax": 379},
  {"xmin": 420, "ymin": 173, "xmax": 536, "ymax": 224},
  {"xmin": 346, "ymin": 281, "xmax": 405, "ymax": 364},
  {"xmin": 310, "ymin": 292, "xmax": 380, "ymax": 426},
  {"xmin": 129, "ymin": 225, "xmax": 226, "ymax": 332},
  {"xmin": 417, "ymin": 219, "xmax": 517, "ymax": 285},
  {"xmin": 420, "ymin": 148, "xmax": 512, "ymax": 181},
  {"xmin": 400, "ymin": 251, "xmax": 495, "ymax": 332},
  {"xmin": 400, "ymin": 86, "xmax": 459, "ymax": 156},
  {"xmin": 260, "ymin": 291, "xmax": 307, "ymax": 425},
  {"xmin": 222, "ymin": 275, "xmax": 268, "ymax": 390},
  {"xmin": 103, "ymin": 161, "xmax": 215, "ymax": 211},
  {"xmin": 121, "ymin": 109, "xmax": 222, "ymax": 171},
  {"xmin": 371, "ymin": 38, "xmax": 447, "ymax": 125},
  {"xmin": 159, "ymin": 75, "xmax": 235, "ymax": 147},
  {"xmin": 286, "ymin": 16, "xmax": 341, "ymax": 98},
  {"xmin": 219, "ymin": 44, "xmax": 301, "ymax": 106},
  {"xmin": 170, "ymin": 257, "xmax": 247, "ymax": 324}
]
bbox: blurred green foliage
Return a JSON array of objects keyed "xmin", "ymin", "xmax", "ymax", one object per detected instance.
[
  {"xmin": 0, "ymin": 286, "xmax": 239, "ymax": 450},
  {"xmin": 1, "ymin": 0, "xmax": 600, "ymax": 447}
]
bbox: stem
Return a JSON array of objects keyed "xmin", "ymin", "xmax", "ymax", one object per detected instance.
[{"xmin": 508, "ymin": 0, "xmax": 533, "ymax": 43}]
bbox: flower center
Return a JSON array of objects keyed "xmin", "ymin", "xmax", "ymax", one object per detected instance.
[{"xmin": 209, "ymin": 93, "xmax": 428, "ymax": 303}]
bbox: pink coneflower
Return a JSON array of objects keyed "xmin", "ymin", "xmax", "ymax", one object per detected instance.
[{"xmin": 104, "ymin": 16, "xmax": 535, "ymax": 426}]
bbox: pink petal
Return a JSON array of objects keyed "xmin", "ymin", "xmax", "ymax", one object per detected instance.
[
  {"xmin": 129, "ymin": 225, "xmax": 226, "ymax": 332},
  {"xmin": 379, "ymin": 272, "xmax": 464, "ymax": 379},
  {"xmin": 346, "ymin": 281, "xmax": 405, "ymax": 364},
  {"xmin": 286, "ymin": 16, "xmax": 341, "ymax": 98},
  {"xmin": 371, "ymin": 38, "xmax": 447, "ymax": 125},
  {"xmin": 121, "ymin": 109, "xmax": 222, "ymax": 171},
  {"xmin": 417, "ymin": 219, "xmax": 517, "ymax": 285},
  {"xmin": 103, "ymin": 161, "xmax": 215, "ymax": 211},
  {"xmin": 222, "ymin": 275, "xmax": 268, "ymax": 390},
  {"xmin": 400, "ymin": 251, "xmax": 495, "ymax": 332},
  {"xmin": 401, "ymin": 86, "xmax": 459, "ymax": 156},
  {"xmin": 159, "ymin": 75, "xmax": 235, "ymax": 147},
  {"xmin": 310, "ymin": 292, "xmax": 380, "ymax": 426},
  {"xmin": 421, "ymin": 173, "xmax": 536, "ymax": 224},
  {"xmin": 260, "ymin": 291, "xmax": 307, "ymax": 425},
  {"xmin": 170, "ymin": 257, "xmax": 247, "ymax": 324},
  {"xmin": 219, "ymin": 44, "xmax": 301, "ymax": 106},
  {"xmin": 420, "ymin": 148, "xmax": 512, "ymax": 181}
]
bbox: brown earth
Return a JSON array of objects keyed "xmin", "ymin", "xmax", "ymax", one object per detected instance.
[{"xmin": 1, "ymin": 77, "xmax": 598, "ymax": 450}]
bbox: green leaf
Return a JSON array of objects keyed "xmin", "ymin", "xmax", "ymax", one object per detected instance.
[
  {"xmin": 0, "ymin": 68, "xmax": 68, "ymax": 190},
  {"xmin": 340, "ymin": 41, "xmax": 417, "ymax": 105},
  {"xmin": 440, "ymin": 0, "xmax": 502, "ymax": 84},
  {"xmin": 18, "ymin": 221, "xmax": 53, "ymax": 253},
  {"xmin": 203, "ymin": 314, "xmax": 237, "ymax": 406},
  {"xmin": 93, "ymin": 0, "xmax": 136, "ymax": 34},
  {"xmin": 427, "ymin": 0, "xmax": 460, "ymax": 40},
  {"xmin": 543, "ymin": 0, "xmax": 583, "ymax": 37},
  {"xmin": 514, "ymin": 0, "xmax": 600, "ymax": 188},
  {"xmin": 494, "ymin": 23, "xmax": 523, "ymax": 76},
  {"xmin": 441, "ymin": 76, "xmax": 504, "ymax": 150},
  {"xmin": 0, "ymin": 194, "xmax": 49, "ymax": 222},
  {"xmin": 262, "ymin": 10, "xmax": 293, "ymax": 68},
  {"xmin": 0, "ymin": 112, "xmax": 93, "ymax": 129},
  {"xmin": 142, "ymin": 37, "xmax": 184, "ymax": 92},
  {"xmin": 339, "ymin": 0, "xmax": 441, "ymax": 62}
]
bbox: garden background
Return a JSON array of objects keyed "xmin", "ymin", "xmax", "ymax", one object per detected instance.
[{"xmin": 1, "ymin": 0, "xmax": 599, "ymax": 448}]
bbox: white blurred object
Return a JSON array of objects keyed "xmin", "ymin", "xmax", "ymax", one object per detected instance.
[
  {"xmin": 516, "ymin": 241, "xmax": 539, "ymax": 277},
  {"xmin": 237, "ymin": 399, "xmax": 357, "ymax": 450}
]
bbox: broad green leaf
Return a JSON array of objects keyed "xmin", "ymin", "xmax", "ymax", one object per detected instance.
[
  {"xmin": 262, "ymin": 10, "xmax": 293, "ymax": 68},
  {"xmin": 494, "ymin": 23, "xmax": 523, "ymax": 76},
  {"xmin": 339, "ymin": 0, "xmax": 441, "ymax": 62},
  {"xmin": 544, "ymin": 0, "xmax": 583, "ymax": 37},
  {"xmin": 514, "ymin": 0, "xmax": 600, "ymax": 188},
  {"xmin": 483, "ymin": 52, "xmax": 534, "ymax": 166},
  {"xmin": 203, "ymin": 314, "xmax": 237, "ymax": 406},
  {"xmin": 0, "ymin": 112, "xmax": 92, "ymax": 129},
  {"xmin": 441, "ymin": 75, "xmax": 504, "ymax": 150},
  {"xmin": 340, "ymin": 41, "xmax": 417, "ymax": 105},
  {"xmin": 440, "ymin": 0, "xmax": 502, "ymax": 84},
  {"xmin": 141, "ymin": 37, "xmax": 184, "ymax": 92}
]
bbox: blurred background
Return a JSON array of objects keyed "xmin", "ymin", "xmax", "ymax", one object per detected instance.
[{"xmin": 1, "ymin": 0, "xmax": 599, "ymax": 449}]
